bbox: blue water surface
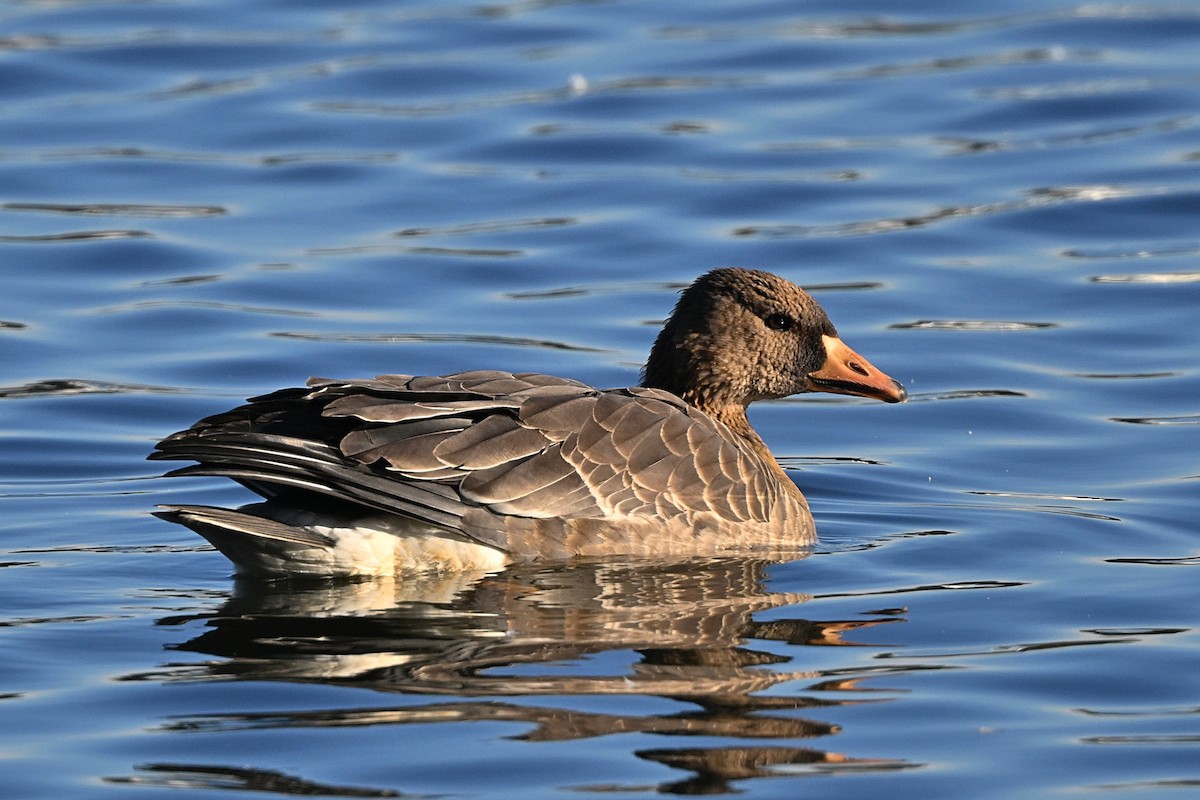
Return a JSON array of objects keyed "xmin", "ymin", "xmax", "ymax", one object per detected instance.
[{"xmin": 2, "ymin": 1, "xmax": 1198, "ymax": 797}]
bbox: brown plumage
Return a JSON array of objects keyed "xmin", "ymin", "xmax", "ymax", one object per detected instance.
[{"xmin": 151, "ymin": 268, "xmax": 906, "ymax": 577}]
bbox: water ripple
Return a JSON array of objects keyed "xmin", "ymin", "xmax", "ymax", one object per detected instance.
[
  {"xmin": 779, "ymin": 456, "xmax": 888, "ymax": 468},
  {"xmin": 3, "ymin": 202, "xmax": 226, "ymax": 218},
  {"xmin": 890, "ymin": 320, "xmax": 1055, "ymax": 331},
  {"xmin": 1110, "ymin": 415, "xmax": 1200, "ymax": 426},
  {"xmin": 271, "ymin": 331, "xmax": 607, "ymax": 352},
  {"xmin": 0, "ymin": 229, "xmax": 151, "ymax": 242},
  {"xmin": 1074, "ymin": 371, "xmax": 1177, "ymax": 380},
  {"xmin": 1065, "ymin": 243, "xmax": 1200, "ymax": 260},
  {"xmin": 1083, "ymin": 734, "xmax": 1200, "ymax": 745},
  {"xmin": 307, "ymin": 244, "xmax": 524, "ymax": 257},
  {"xmin": 133, "ymin": 274, "xmax": 223, "ymax": 289},
  {"xmin": 151, "ymin": 77, "xmax": 261, "ymax": 100},
  {"xmin": 939, "ymin": 116, "xmax": 1195, "ymax": 155},
  {"xmin": 1081, "ymin": 627, "xmax": 1189, "ymax": 638},
  {"xmin": 95, "ymin": 300, "xmax": 318, "ymax": 318},
  {"xmin": 395, "ymin": 216, "xmax": 576, "ymax": 238},
  {"xmin": 908, "ymin": 389, "xmax": 1028, "ymax": 401},
  {"xmin": 814, "ymin": 580, "xmax": 1024, "ymax": 601},
  {"xmin": 1091, "ymin": 779, "xmax": 1200, "ymax": 792},
  {"xmin": 1076, "ymin": 704, "xmax": 1200, "ymax": 717},
  {"xmin": 968, "ymin": 490, "xmax": 1123, "ymax": 503},
  {"xmin": 734, "ymin": 185, "xmax": 1139, "ymax": 238},
  {"xmin": 657, "ymin": 15, "xmax": 991, "ymax": 43},
  {"xmin": 0, "ymin": 379, "xmax": 183, "ymax": 399},
  {"xmin": 881, "ymin": 636, "xmax": 1135, "ymax": 660},
  {"xmin": 0, "ymin": 146, "xmax": 399, "ymax": 168},
  {"xmin": 313, "ymin": 75, "xmax": 756, "ymax": 118},
  {"xmin": 1106, "ymin": 555, "xmax": 1200, "ymax": 566},
  {"xmin": 837, "ymin": 46, "xmax": 1078, "ymax": 80},
  {"xmin": 1090, "ymin": 271, "xmax": 1200, "ymax": 284},
  {"xmin": 982, "ymin": 76, "xmax": 1200, "ymax": 101}
]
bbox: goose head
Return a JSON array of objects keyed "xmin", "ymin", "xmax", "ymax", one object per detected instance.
[{"xmin": 641, "ymin": 268, "xmax": 907, "ymax": 420}]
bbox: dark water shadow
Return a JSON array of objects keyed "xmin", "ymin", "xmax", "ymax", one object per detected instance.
[
  {"xmin": 0, "ymin": 378, "xmax": 185, "ymax": 399},
  {"xmin": 106, "ymin": 763, "xmax": 405, "ymax": 797},
  {"xmin": 128, "ymin": 558, "xmax": 917, "ymax": 794},
  {"xmin": 2, "ymin": 201, "xmax": 226, "ymax": 217}
]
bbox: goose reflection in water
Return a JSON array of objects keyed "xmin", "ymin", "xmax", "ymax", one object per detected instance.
[{"xmin": 136, "ymin": 558, "xmax": 912, "ymax": 794}]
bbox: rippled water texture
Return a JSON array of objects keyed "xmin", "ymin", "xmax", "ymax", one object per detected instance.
[{"xmin": 2, "ymin": 1, "xmax": 1199, "ymax": 798}]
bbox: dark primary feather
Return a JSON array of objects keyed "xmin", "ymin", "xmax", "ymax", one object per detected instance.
[{"xmin": 154, "ymin": 504, "xmax": 334, "ymax": 547}]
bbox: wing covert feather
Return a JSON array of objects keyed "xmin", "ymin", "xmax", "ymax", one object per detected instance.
[{"xmin": 433, "ymin": 415, "xmax": 552, "ymax": 469}]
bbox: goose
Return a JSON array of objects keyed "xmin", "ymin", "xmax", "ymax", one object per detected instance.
[{"xmin": 151, "ymin": 268, "xmax": 906, "ymax": 577}]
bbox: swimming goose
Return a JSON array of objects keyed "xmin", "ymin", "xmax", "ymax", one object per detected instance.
[{"xmin": 151, "ymin": 268, "xmax": 906, "ymax": 577}]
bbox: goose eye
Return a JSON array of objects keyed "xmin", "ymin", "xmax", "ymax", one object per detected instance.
[{"xmin": 764, "ymin": 313, "xmax": 793, "ymax": 331}]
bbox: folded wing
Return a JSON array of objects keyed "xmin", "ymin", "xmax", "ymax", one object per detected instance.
[{"xmin": 150, "ymin": 370, "xmax": 781, "ymax": 552}]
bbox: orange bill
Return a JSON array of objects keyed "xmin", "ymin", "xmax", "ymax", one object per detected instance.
[{"xmin": 805, "ymin": 335, "xmax": 907, "ymax": 403}]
